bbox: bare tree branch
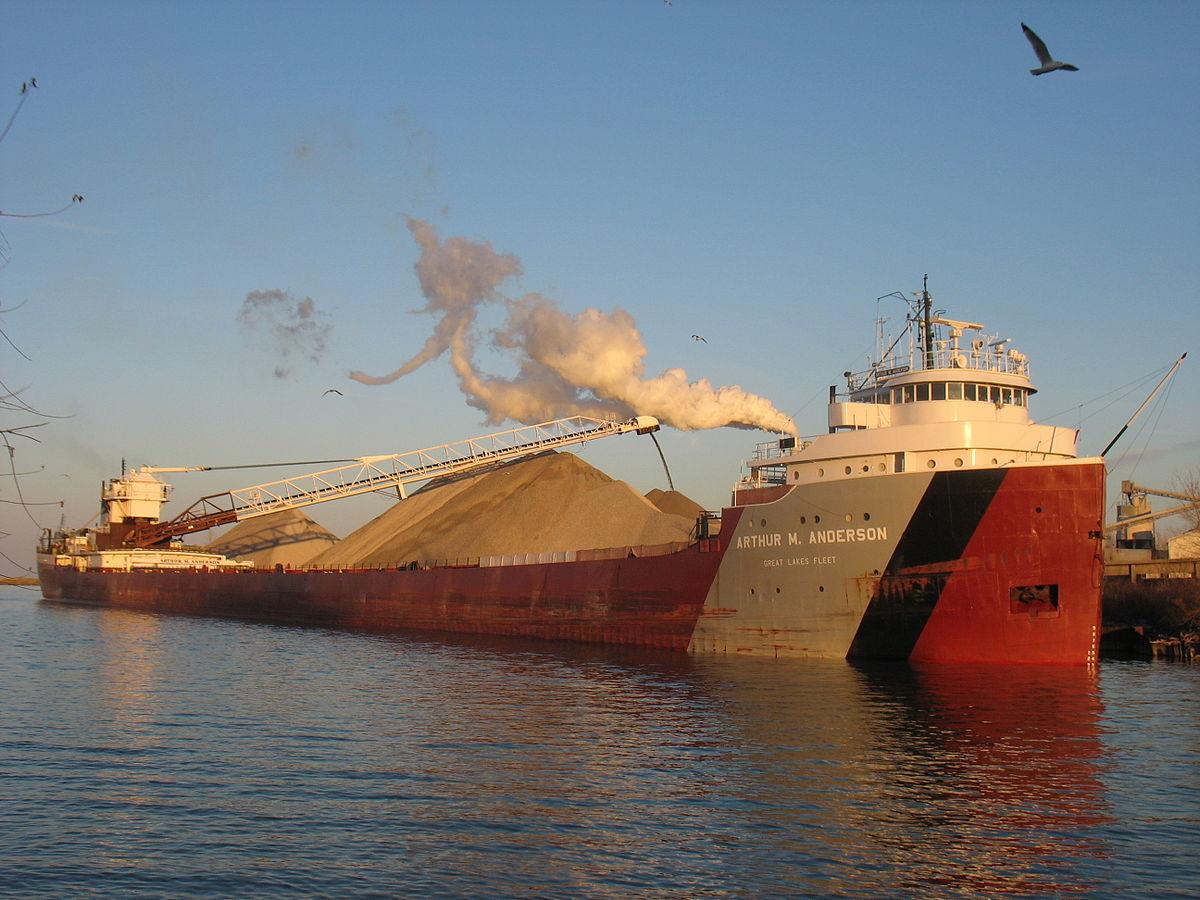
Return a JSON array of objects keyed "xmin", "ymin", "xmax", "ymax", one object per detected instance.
[
  {"xmin": 0, "ymin": 376, "xmax": 71, "ymax": 418},
  {"xmin": 0, "ymin": 321, "xmax": 32, "ymax": 360},
  {"xmin": 1, "ymin": 422, "xmax": 46, "ymax": 442},
  {"xmin": 1173, "ymin": 467, "xmax": 1200, "ymax": 533},
  {"xmin": 1, "ymin": 431, "xmax": 49, "ymax": 530}
]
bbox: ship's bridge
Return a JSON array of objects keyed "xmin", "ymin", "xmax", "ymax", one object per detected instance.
[
  {"xmin": 734, "ymin": 305, "xmax": 1081, "ymax": 503},
  {"xmin": 829, "ymin": 316, "xmax": 1034, "ymax": 432}
]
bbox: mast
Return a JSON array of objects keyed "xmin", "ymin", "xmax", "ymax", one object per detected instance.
[{"xmin": 922, "ymin": 273, "xmax": 933, "ymax": 370}]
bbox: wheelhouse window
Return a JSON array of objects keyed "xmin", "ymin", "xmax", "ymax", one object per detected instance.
[
  {"xmin": 1015, "ymin": 389, "xmax": 1025, "ymax": 407},
  {"xmin": 965, "ymin": 383, "xmax": 977, "ymax": 401},
  {"xmin": 902, "ymin": 385, "xmax": 914, "ymax": 403},
  {"xmin": 948, "ymin": 383, "xmax": 964, "ymax": 400},
  {"xmin": 916, "ymin": 383, "xmax": 930, "ymax": 402},
  {"xmin": 1002, "ymin": 387, "xmax": 1013, "ymax": 405},
  {"xmin": 931, "ymin": 382, "xmax": 947, "ymax": 401}
]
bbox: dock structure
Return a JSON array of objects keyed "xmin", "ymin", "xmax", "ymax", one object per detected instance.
[{"xmin": 1104, "ymin": 558, "xmax": 1200, "ymax": 581}]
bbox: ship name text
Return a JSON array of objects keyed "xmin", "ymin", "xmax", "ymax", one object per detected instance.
[{"xmin": 735, "ymin": 526, "xmax": 887, "ymax": 551}]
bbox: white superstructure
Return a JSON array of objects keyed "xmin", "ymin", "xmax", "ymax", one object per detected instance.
[
  {"xmin": 100, "ymin": 469, "xmax": 172, "ymax": 524},
  {"xmin": 739, "ymin": 286, "xmax": 1082, "ymax": 495}
]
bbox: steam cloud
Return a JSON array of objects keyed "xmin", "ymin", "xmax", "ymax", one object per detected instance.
[
  {"xmin": 350, "ymin": 219, "xmax": 795, "ymax": 434},
  {"xmin": 239, "ymin": 289, "xmax": 332, "ymax": 379}
]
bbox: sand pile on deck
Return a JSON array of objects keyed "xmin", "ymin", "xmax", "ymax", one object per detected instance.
[
  {"xmin": 309, "ymin": 451, "xmax": 695, "ymax": 568},
  {"xmin": 645, "ymin": 488, "xmax": 704, "ymax": 520},
  {"xmin": 206, "ymin": 508, "xmax": 339, "ymax": 567}
]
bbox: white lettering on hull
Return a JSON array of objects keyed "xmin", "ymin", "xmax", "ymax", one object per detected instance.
[
  {"xmin": 736, "ymin": 526, "xmax": 887, "ymax": 551},
  {"xmin": 762, "ymin": 555, "xmax": 838, "ymax": 568},
  {"xmin": 735, "ymin": 533, "xmax": 783, "ymax": 549},
  {"xmin": 808, "ymin": 527, "xmax": 887, "ymax": 544}
]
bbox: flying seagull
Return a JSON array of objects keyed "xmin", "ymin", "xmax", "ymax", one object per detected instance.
[
  {"xmin": 323, "ymin": 388, "xmax": 343, "ymax": 396},
  {"xmin": 29, "ymin": 77, "xmax": 37, "ymax": 89},
  {"xmin": 691, "ymin": 334, "xmax": 707, "ymax": 343},
  {"xmin": 1022, "ymin": 22, "xmax": 1078, "ymax": 76},
  {"xmin": 72, "ymin": 194, "xmax": 84, "ymax": 203}
]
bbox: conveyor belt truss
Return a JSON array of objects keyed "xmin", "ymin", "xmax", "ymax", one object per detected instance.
[{"xmin": 127, "ymin": 415, "xmax": 659, "ymax": 547}]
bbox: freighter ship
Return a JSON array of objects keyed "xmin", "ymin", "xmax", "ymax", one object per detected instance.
[{"xmin": 38, "ymin": 286, "xmax": 1104, "ymax": 663}]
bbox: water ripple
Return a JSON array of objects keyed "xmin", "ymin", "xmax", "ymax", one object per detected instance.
[{"xmin": 1, "ymin": 590, "xmax": 1197, "ymax": 896}]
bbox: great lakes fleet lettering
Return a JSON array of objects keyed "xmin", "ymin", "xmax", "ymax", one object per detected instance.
[
  {"xmin": 735, "ymin": 526, "xmax": 887, "ymax": 551},
  {"xmin": 762, "ymin": 555, "xmax": 838, "ymax": 568}
]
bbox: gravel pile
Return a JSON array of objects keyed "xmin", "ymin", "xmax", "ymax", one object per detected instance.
[
  {"xmin": 645, "ymin": 488, "xmax": 704, "ymax": 520},
  {"xmin": 308, "ymin": 451, "xmax": 695, "ymax": 568},
  {"xmin": 206, "ymin": 508, "xmax": 339, "ymax": 567}
]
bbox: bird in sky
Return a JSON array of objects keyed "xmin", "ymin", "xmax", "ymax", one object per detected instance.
[
  {"xmin": 691, "ymin": 334, "xmax": 707, "ymax": 343},
  {"xmin": 71, "ymin": 194, "xmax": 84, "ymax": 203},
  {"xmin": 19, "ymin": 82, "xmax": 27, "ymax": 94},
  {"xmin": 1021, "ymin": 23, "xmax": 1079, "ymax": 76},
  {"xmin": 323, "ymin": 388, "xmax": 343, "ymax": 396},
  {"xmin": 30, "ymin": 78, "xmax": 37, "ymax": 88}
]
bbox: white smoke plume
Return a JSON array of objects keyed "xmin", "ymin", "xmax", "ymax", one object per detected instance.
[
  {"xmin": 350, "ymin": 218, "xmax": 520, "ymax": 385},
  {"xmin": 239, "ymin": 289, "xmax": 332, "ymax": 379},
  {"xmin": 351, "ymin": 219, "xmax": 796, "ymax": 434}
]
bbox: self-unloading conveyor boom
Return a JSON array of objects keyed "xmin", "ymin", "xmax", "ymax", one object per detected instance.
[{"xmin": 126, "ymin": 415, "xmax": 660, "ymax": 547}]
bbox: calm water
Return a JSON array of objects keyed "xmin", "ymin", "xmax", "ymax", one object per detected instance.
[{"xmin": 1, "ymin": 587, "xmax": 1197, "ymax": 897}]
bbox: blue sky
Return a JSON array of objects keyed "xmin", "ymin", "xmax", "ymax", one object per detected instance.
[{"xmin": 2, "ymin": 1, "xmax": 1197, "ymax": 568}]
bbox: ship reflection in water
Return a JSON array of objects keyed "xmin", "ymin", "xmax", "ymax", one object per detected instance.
[
  {"xmin": 8, "ymin": 596, "xmax": 1198, "ymax": 895},
  {"xmin": 713, "ymin": 661, "xmax": 1111, "ymax": 895},
  {"xmin": 491, "ymin": 653, "xmax": 1113, "ymax": 896}
]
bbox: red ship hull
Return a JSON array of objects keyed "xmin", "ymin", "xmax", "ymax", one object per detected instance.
[
  {"xmin": 39, "ymin": 462, "xmax": 1104, "ymax": 663},
  {"xmin": 38, "ymin": 534, "xmax": 736, "ymax": 652}
]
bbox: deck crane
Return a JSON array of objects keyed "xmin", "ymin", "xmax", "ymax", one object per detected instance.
[{"xmin": 121, "ymin": 415, "xmax": 661, "ymax": 548}]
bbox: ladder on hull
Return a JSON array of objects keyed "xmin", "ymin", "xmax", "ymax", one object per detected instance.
[{"xmin": 128, "ymin": 415, "xmax": 660, "ymax": 547}]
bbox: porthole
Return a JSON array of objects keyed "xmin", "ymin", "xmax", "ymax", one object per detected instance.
[
  {"xmin": 954, "ymin": 458, "xmax": 964, "ymax": 467},
  {"xmin": 814, "ymin": 515, "xmax": 821, "ymax": 524},
  {"xmin": 863, "ymin": 512, "xmax": 871, "ymax": 521},
  {"xmin": 877, "ymin": 462, "xmax": 886, "ymax": 472},
  {"xmin": 861, "ymin": 464, "xmax": 869, "ymax": 473},
  {"xmin": 927, "ymin": 459, "xmax": 937, "ymax": 469},
  {"xmin": 844, "ymin": 465, "xmax": 852, "ymax": 475},
  {"xmin": 760, "ymin": 518, "xmax": 766, "ymax": 527},
  {"xmin": 775, "ymin": 587, "xmax": 781, "ymax": 594},
  {"xmin": 792, "ymin": 471, "xmax": 799, "ymax": 480},
  {"xmin": 818, "ymin": 585, "xmax": 825, "ymax": 593},
  {"xmin": 799, "ymin": 516, "xmax": 807, "ymax": 524},
  {"xmin": 844, "ymin": 513, "xmax": 853, "ymax": 523},
  {"xmin": 991, "ymin": 458, "xmax": 999, "ymax": 466},
  {"xmin": 1035, "ymin": 506, "xmax": 1043, "ymax": 514},
  {"xmin": 750, "ymin": 587, "xmax": 756, "ymax": 596},
  {"xmin": 817, "ymin": 468, "xmax": 825, "ymax": 477}
]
